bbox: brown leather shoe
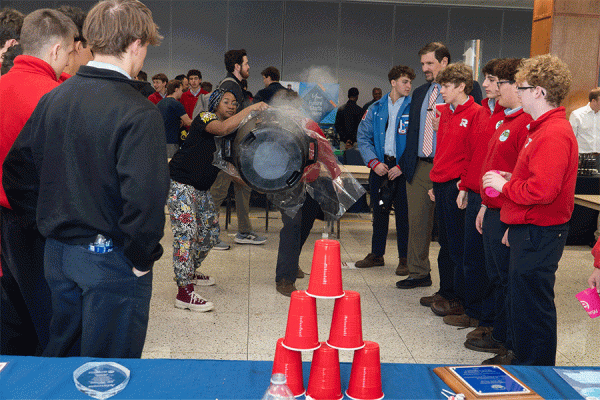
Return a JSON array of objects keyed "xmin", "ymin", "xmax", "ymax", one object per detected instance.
[
  {"xmin": 465, "ymin": 332, "xmax": 506, "ymax": 354},
  {"xmin": 356, "ymin": 253, "xmax": 384, "ymax": 268},
  {"xmin": 395, "ymin": 257, "xmax": 408, "ymax": 276},
  {"xmin": 431, "ymin": 298, "xmax": 464, "ymax": 316},
  {"xmin": 466, "ymin": 326, "xmax": 493, "ymax": 340},
  {"xmin": 276, "ymin": 279, "xmax": 297, "ymax": 297},
  {"xmin": 443, "ymin": 314, "xmax": 478, "ymax": 328},
  {"xmin": 420, "ymin": 292, "xmax": 444, "ymax": 307},
  {"xmin": 482, "ymin": 350, "xmax": 515, "ymax": 365},
  {"xmin": 296, "ymin": 267, "xmax": 306, "ymax": 279}
]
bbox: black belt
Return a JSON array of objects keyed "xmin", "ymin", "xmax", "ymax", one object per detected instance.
[
  {"xmin": 419, "ymin": 157, "xmax": 434, "ymax": 163},
  {"xmin": 384, "ymin": 155, "xmax": 396, "ymax": 164}
]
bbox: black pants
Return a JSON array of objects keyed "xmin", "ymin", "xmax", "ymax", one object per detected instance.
[
  {"xmin": 433, "ymin": 180, "xmax": 465, "ymax": 301},
  {"xmin": 42, "ymin": 239, "xmax": 153, "ymax": 358},
  {"xmin": 368, "ymin": 167, "xmax": 408, "ymax": 259},
  {"xmin": 507, "ymin": 223, "xmax": 568, "ymax": 366},
  {"xmin": 481, "ymin": 208, "xmax": 509, "ymax": 338},
  {"xmin": 276, "ymin": 194, "xmax": 323, "ymax": 283},
  {"xmin": 462, "ymin": 191, "xmax": 488, "ymax": 320},
  {"xmin": 0, "ymin": 207, "xmax": 50, "ymax": 356}
]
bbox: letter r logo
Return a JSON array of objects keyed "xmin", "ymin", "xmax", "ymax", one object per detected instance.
[{"xmin": 460, "ymin": 119, "xmax": 468, "ymax": 127}]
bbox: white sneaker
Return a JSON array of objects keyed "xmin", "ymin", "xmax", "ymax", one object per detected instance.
[
  {"xmin": 234, "ymin": 232, "xmax": 267, "ymax": 245},
  {"xmin": 213, "ymin": 239, "xmax": 230, "ymax": 251},
  {"xmin": 192, "ymin": 272, "xmax": 215, "ymax": 286}
]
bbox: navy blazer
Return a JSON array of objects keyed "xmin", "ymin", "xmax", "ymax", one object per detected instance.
[{"xmin": 399, "ymin": 80, "xmax": 482, "ymax": 183}]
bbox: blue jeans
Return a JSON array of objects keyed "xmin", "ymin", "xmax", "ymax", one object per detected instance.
[{"xmin": 42, "ymin": 239, "xmax": 153, "ymax": 358}]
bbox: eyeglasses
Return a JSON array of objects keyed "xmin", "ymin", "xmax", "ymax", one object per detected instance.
[
  {"xmin": 516, "ymin": 86, "xmax": 536, "ymax": 91},
  {"xmin": 497, "ymin": 80, "xmax": 515, "ymax": 87}
]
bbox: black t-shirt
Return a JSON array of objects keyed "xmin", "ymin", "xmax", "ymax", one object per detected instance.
[
  {"xmin": 169, "ymin": 112, "xmax": 222, "ymax": 191},
  {"xmin": 157, "ymin": 97, "xmax": 186, "ymax": 144}
]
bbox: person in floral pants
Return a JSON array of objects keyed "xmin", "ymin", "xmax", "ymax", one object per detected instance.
[{"xmin": 167, "ymin": 89, "xmax": 267, "ymax": 311}]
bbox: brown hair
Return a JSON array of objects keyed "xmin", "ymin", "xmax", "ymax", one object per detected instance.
[
  {"xmin": 493, "ymin": 58, "xmax": 522, "ymax": 82},
  {"xmin": 19, "ymin": 9, "xmax": 77, "ymax": 57},
  {"xmin": 482, "ymin": 58, "xmax": 502, "ymax": 76},
  {"xmin": 83, "ymin": 0, "xmax": 162, "ymax": 57},
  {"xmin": 166, "ymin": 79, "xmax": 181, "ymax": 95},
  {"xmin": 224, "ymin": 49, "xmax": 246, "ymax": 73},
  {"xmin": 152, "ymin": 73, "xmax": 168, "ymax": 83},
  {"xmin": 0, "ymin": 8, "xmax": 25, "ymax": 47},
  {"xmin": 589, "ymin": 88, "xmax": 600, "ymax": 102},
  {"xmin": 436, "ymin": 63, "xmax": 473, "ymax": 94},
  {"xmin": 261, "ymin": 66, "xmax": 280, "ymax": 82},
  {"xmin": 515, "ymin": 54, "xmax": 572, "ymax": 106},
  {"xmin": 418, "ymin": 42, "xmax": 451, "ymax": 64},
  {"xmin": 388, "ymin": 65, "xmax": 416, "ymax": 82},
  {"xmin": 56, "ymin": 5, "xmax": 87, "ymax": 44}
]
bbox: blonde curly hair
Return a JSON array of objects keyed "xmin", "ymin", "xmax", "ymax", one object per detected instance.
[{"xmin": 515, "ymin": 54, "xmax": 572, "ymax": 106}]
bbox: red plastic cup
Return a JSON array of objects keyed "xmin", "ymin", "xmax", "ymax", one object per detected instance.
[
  {"xmin": 272, "ymin": 338, "xmax": 305, "ymax": 397},
  {"xmin": 306, "ymin": 239, "xmax": 344, "ymax": 299},
  {"xmin": 282, "ymin": 290, "xmax": 321, "ymax": 351},
  {"xmin": 306, "ymin": 342, "xmax": 343, "ymax": 400},
  {"xmin": 484, "ymin": 170, "xmax": 501, "ymax": 198},
  {"xmin": 576, "ymin": 287, "xmax": 600, "ymax": 318},
  {"xmin": 346, "ymin": 341, "xmax": 384, "ymax": 400},
  {"xmin": 327, "ymin": 291, "xmax": 365, "ymax": 350}
]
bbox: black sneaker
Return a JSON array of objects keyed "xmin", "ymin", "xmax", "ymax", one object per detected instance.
[{"xmin": 396, "ymin": 274, "xmax": 432, "ymax": 289}]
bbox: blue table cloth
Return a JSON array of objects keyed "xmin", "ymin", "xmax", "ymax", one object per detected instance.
[{"xmin": 0, "ymin": 356, "xmax": 592, "ymax": 399}]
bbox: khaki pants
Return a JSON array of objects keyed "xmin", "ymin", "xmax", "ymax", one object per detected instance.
[
  {"xmin": 405, "ymin": 160, "xmax": 435, "ymax": 278},
  {"xmin": 210, "ymin": 170, "xmax": 253, "ymax": 234}
]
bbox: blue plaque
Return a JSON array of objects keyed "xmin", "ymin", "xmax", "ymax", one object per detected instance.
[
  {"xmin": 73, "ymin": 362, "xmax": 130, "ymax": 399},
  {"xmin": 449, "ymin": 366, "xmax": 530, "ymax": 396}
]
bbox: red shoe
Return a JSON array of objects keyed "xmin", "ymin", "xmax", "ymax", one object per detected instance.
[{"xmin": 175, "ymin": 284, "xmax": 214, "ymax": 312}]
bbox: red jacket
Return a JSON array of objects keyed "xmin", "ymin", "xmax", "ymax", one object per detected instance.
[
  {"xmin": 480, "ymin": 108, "xmax": 531, "ymax": 209},
  {"xmin": 0, "ymin": 55, "xmax": 60, "ymax": 210},
  {"xmin": 303, "ymin": 119, "xmax": 341, "ymax": 182},
  {"xmin": 58, "ymin": 72, "xmax": 71, "ymax": 82},
  {"xmin": 180, "ymin": 88, "xmax": 208, "ymax": 119},
  {"xmin": 459, "ymin": 98, "xmax": 505, "ymax": 192},
  {"xmin": 430, "ymin": 96, "xmax": 481, "ymax": 183},
  {"xmin": 148, "ymin": 91, "xmax": 165, "ymax": 105},
  {"xmin": 593, "ymin": 239, "xmax": 600, "ymax": 268},
  {"xmin": 500, "ymin": 107, "xmax": 578, "ymax": 226}
]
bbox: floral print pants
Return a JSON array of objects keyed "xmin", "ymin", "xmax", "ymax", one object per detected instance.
[{"xmin": 167, "ymin": 180, "xmax": 220, "ymax": 286}]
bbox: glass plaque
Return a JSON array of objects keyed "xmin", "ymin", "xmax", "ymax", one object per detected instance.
[{"xmin": 73, "ymin": 362, "xmax": 130, "ymax": 399}]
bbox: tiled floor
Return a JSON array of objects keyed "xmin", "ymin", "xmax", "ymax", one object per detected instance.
[{"xmin": 142, "ymin": 208, "xmax": 600, "ymax": 366}]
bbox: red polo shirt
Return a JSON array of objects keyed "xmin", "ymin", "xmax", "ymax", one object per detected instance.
[
  {"xmin": 148, "ymin": 91, "xmax": 165, "ymax": 105},
  {"xmin": 500, "ymin": 107, "xmax": 578, "ymax": 226},
  {"xmin": 459, "ymin": 98, "xmax": 505, "ymax": 192},
  {"xmin": 0, "ymin": 55, "xmax": 60, "ymax": 210},
  {"xmin": 479, "ymin": 108, "xmax": 531, "ymax": 209},
  {"xmin": 430, "ymin": 96, "xmax": 481, "ymax": 183}
]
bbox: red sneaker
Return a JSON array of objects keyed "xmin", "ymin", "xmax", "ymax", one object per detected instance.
[{"xmin": 175, "ymin": 284, "xmax": 214, "ymax": 312}]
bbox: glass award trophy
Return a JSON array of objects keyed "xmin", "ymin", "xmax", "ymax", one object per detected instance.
[{"xmin": 73, "ymin": 362, "xmax": 130, "ymax": 399}]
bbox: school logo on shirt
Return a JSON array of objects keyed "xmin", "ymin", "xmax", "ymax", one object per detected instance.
[
  {"xmin": 524, "ymin": 137, "xmax": 532, "ymax": 148},
  {"xmin": 496, "ymin": 120, "xmax": 504, "ymax": 129},
  {"xmin": 460, "ymin": 119, "xmax": 468, "ymax": 127},
  {"xmin": 499, "ymin": 130, "xmax": 510, "ymax": 142}
]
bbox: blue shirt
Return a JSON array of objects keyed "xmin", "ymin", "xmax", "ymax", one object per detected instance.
[
  {"xmin": 418, "ymin": 83, "xmax": 443, "ymax": 157},
  {"xmin": 385, "ymin": 96, "xmax": 405, "ymax": 157}
]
